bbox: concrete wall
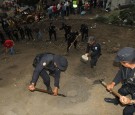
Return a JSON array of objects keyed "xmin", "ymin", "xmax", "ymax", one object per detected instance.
[{"xmin": 111, "ymin": 0, "xmax": 132, "ymax": 10}]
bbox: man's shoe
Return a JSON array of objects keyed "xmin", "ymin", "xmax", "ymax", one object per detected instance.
[
  {"xmin": 104, "ymin": 98, "xmax": 119, "ymax": 105},
  {"xmin": 47, "ymin": 86, "xmax": 53, "ymax": 94}
]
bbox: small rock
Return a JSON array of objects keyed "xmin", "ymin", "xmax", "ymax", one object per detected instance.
[
  {"xmin": 102, "ymin": 42, "xmax": 106, "ymax": 44},
  {"xmin": 108, "ymin": 40, "xmax": 111, "ymax": 42}
]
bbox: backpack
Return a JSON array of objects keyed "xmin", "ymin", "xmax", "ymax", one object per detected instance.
[{"xmin": 32, "ymin": 53, "xmax": 44, "ymax": 67}]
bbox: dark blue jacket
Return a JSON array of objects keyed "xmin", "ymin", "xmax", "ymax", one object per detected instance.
[
  {"xmin": 86, "ymin": 43, "xmax": 101, "ymax": 57},
  {"xmin": 113, "ymin": 66, "xmax": 135, "ymax": 87},
  {"xmin": 31, "ymin": 53, "xmax": 61, "ymax": 88}
]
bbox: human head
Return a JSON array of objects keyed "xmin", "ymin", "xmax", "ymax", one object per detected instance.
[
  {"xmin": 54, "ymin": 55, "xmax": 68, "ymax": 71},
  {"xmin": 115, "ymin": 47, "xmax": 135, "ymax": 68},
  {"xmin": 87, "ymin": 36, "xmax": 96, "ymax": 45}
]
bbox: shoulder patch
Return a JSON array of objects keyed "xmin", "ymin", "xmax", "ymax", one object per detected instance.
[{"xmin": 43, "ymin": 62, "xmax": 46, "ymax": 66}]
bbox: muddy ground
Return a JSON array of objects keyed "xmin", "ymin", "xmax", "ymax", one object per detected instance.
[{"xmin": 0, "ymin": 13, "xmax": 135, "ymax": 115}]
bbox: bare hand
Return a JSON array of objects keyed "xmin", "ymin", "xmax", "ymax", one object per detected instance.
[
  {"xmin": 120, "ymin": 96, "xmax": 131, "ymax": 105},
  {"xmin": 28, "ymin": 84, "xmax": 35, "ymax": 91},
  {"xmin": 85, "ymin": 53, "xmax": 89, "ymax": 57},
  {"xmin": 53, "ymin": 87, "xmax": 58, "ymax": 96},
  {"xmin": 106, "ymin": 82, "xmax": 115, "ymax": 91}
]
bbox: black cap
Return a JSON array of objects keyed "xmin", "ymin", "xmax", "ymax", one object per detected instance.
[
  {"xmin": 54, "ymin": 55, "xmax": 68, "ymax": 71},
  {"xmin": 115, "ymin": 47, "xmax": 135, "ymax": 62}
]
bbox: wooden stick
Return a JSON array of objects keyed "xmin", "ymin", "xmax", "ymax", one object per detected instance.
[
  {"xmin": 100, "ymin": 80, "xmax": 121, "ymax": 98},
  {"xmin": 34, "ymin": 88, "xmax": 67, "ymax": 97},
  {"xmin": 68, "ymin": 33, "xmax": 81, "ymax": 50}
]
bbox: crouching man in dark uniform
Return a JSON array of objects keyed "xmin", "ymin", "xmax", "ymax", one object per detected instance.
[
  {"xmin": 66, "ymin": 31, "xmax": 79, "ymax": 53},
  {"xmin": 85, "ymin": 36, "xmax": 101, "ymax": 68},
  {"xmin": 104, "ymin": 47, "xmax": 135, "ymax": 115},
  {"xmin": 28, "ymin": 53, "xmax": 68, "ymax": 96}
]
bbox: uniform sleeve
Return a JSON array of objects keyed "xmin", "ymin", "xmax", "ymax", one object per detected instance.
[
  {"xmin": 31, "ymin": 61, "xmax": 44, "ymax": 84},
  {"xmin": 113, "ymin": 69, "xmax": 122, "ymax": 85},
  {"xmin": 86, "ymin": 43, "xmax": 90, "ymax": 53},
  {"xmin": 54, "ymin": 69, "xmax": 61, "ymax": 88},
  {"xmin": 31, "ymin": 55, "xmax": 53, "ymax": 84}
]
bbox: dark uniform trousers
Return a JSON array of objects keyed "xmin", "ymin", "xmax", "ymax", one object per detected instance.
[
  {"xmin": 86, "ymin": 43, "xmax": 101, "ymax": 68},
  {"xmin": 39, "ymin": 68, "xmax": 60, "ymax": 88},
  {"xmin": 66, "ymin": 31, "xmax": 78, "ymax": 53},
  {"xmin": 67, "ymin": 40, "xmax": 77, "ymax": 52},
  {"xmin": 90, "ymin": 55, "xmax": 100, "ymax": 68},
  {"xmin": 117, "ymin": 84, "xmax": 135, "ymax": 115},
  {"xmin": 49, "ymin": 31, "xmax": 56, "ymax": 41},
  {"xmin": 81, "ymin": 32, "xmax": 88, "ymax": 41}
]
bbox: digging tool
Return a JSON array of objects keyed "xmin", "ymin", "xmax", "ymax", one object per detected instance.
[
  {"xmin": 64, "ymin": 33, "xmax": 81, "ymax": 56},
  {"xmin": 99, "ymin": 79, "xmax": 121, "ymax": 98},
  {"xmin": 68, "ymin": 33, "xmax": 81, "ymax": 50},
  {"xmin": 33, "ymin": 88, "xmax": 67, "ymax": 97}
]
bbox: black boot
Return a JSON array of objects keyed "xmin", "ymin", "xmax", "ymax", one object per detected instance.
[
  {"xmin": 47, "ymin": 86, "xmax": 53, "ymax": 94},
  {"xmin": 104, "ymin": 98, "xmax": 119, "ymax": 105}
]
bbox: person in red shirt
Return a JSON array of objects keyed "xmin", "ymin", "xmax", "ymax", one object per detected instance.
[
  {"xmin": 52, "ymin": 4, "xmax": 57, "ymax": 19},
  {"xmin": 3, "ymin": 39, "xmax": 15, "ymax": 55}
]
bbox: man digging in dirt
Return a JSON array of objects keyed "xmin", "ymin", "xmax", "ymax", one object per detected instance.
[
  {"xmin": 28, "ymin": 53, "xmax": 68, "ymax": 96},
  {"xmin": 104, "ymin": 47, "xmax": 135, "ymax": 115},
  {"xmin": 84, "ymin": 36, "xmax": 101, "ymax": 68}
]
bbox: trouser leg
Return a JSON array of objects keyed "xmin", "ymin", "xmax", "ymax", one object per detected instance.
[
  {"xmin": 90, "ymin": 56, "xmax": 98, "ymax": 68},
  {"xmin": 65, "ymin": 33, "xmax": 68, "ymax": 41},
  {"xmin": 49, "ymin": 32, "xmax": 52, "ymax": 40},
  {"xmin": 53, "ymin": 32, "xmax": 57, "ymax": 41},
  {"xmin": 67, "ymin": 42, "xmax": 71, "ymax": 52},
  {"xmin": 81, "ymin": 33, "xmax": 84, "ymax": 41},
  {"xmin": 123, "ymin": 105, "xmax": 135, "ymax": 115},
  {"xmin": 74, "ymin": 41, "xmax": 77, "ymax": 49},
  {"xmin": 40, "ymin": 69, "xmax": 50, "ymax": 88}
]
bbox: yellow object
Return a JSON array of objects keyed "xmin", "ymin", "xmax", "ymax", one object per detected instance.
[{"xmin": 73, "ymin": 0, "xmax": 78, "ymax": 8}]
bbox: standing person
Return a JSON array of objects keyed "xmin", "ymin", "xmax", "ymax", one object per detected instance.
[
  {"xmin": 28, "ymin": 53, "xmax": 68, "ymax": 96},
  {"xmin": 60, "ymin": 22, "xmax": 71, "ymax": 41},
  {"xmin": 3, "ymin": 39, "xmax": 15, "ymax": 55},
  {"xmin": 61, "ymin": 3, "xmax": 66, "ymax": 19},
  {"xmin": 80, "ymin": 24, "xmax": 89, "ymax": 42},
  {"xmin": 24, "ymin": 26, "xmax": 33, "ymax": 41},
  {"xmin": 48, "ymin": 22, "xmax": 57, "ymax": 41},
  {"xmin": 12, "ymin": 28, "xmax": 19, "ymax": 41},
  {"xmin": 66, "ymin": 30, "xmax": 79, "ymax": 53},
  {"xmin": 84, "ymin": 36, "xmax": 101, "ymax": 68},
  {"xmin": 1, "ymin": 19, "xmax": 9, "ymax": 32},
  {"xmin": 65, "ymin": 0, "xmax": 70, "ymax": 16},
  {"xmin": 18, "ymin": 26, "xmax": 25, "ymax": 40},
  {"xmin": 52, "ymin": 4, "xmax": 57, "ymax": 20},
  {"xmin": 104, "ymin": 47, "xmax": 135, "ymax": 115},
  {"xmin": 34, "ymin": 27, "xmax": 42, "ymax": 41},
  {"xmin": 47, "ymin": 5, "xmax": 53, "ymax": 20}
]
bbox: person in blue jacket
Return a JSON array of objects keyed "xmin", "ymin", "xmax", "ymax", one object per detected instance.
[
  {"xmin": 85, "ymin": 36, "xmax": 101, "ymax": 68},
  {"xmin": 28, "ymin": 53, "xmax": 68, "ymax": 96},
  {"xmin": 105, "ymin": 47, "xmax": 135, "ymax": 115}
]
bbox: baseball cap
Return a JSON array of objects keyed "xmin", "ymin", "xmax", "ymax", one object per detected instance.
[
  {"xmin": 54, "ymin": 55, "xmax": 68, "ymax": 71},
  {"xmin": 115, "ymin": 47, "xmax": 135, "ymax": 62}
]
